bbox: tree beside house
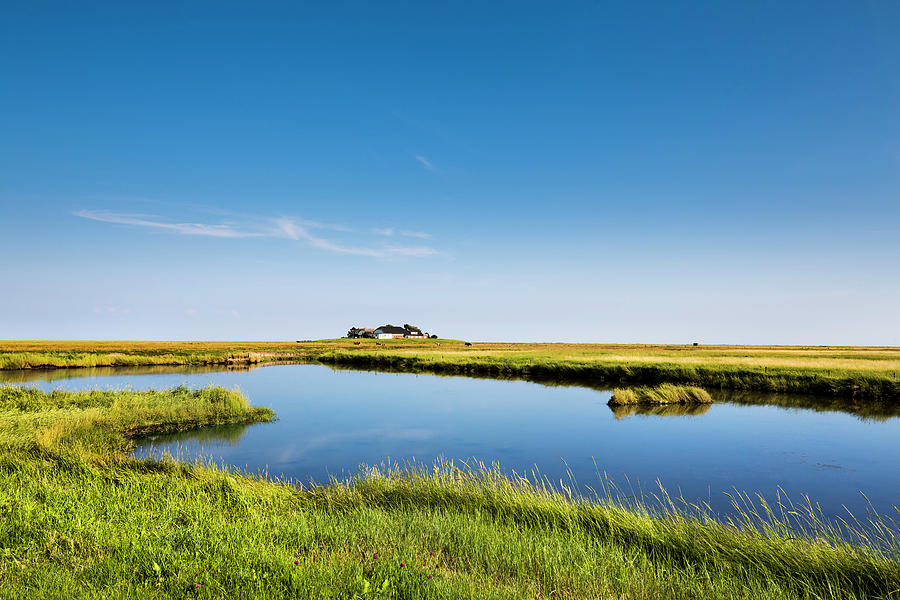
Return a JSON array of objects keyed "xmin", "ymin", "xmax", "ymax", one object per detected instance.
[{"xmin": 346, "ymin": 324, "xmax": 432, "ymax": 339}]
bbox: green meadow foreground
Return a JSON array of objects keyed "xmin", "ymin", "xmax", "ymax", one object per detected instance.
[
  {"xmin": 1, "ymin": 386, "xmax": 899, "ymax": 599},
  {"xmin": 2, "ymin": 340, "xmax": 900, "ymax": 402}
]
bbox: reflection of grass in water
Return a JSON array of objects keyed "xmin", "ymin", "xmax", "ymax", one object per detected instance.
[
  {"xmin": 713, "ymin": 389, "xmax": 900, "ymax": 421},
  {"xmin": 327, "ymin": 362, "xmax": 900, "ymax": 420},
  {"xmin": 610, "ymin": 402, "xmax": 713, "ymax": 419},
  {"xmin": 0, "ymin": 363, "xmax": 260, "ymax": 384},
  {"xmin": 138, "ymin": 421, "xmax": 255, "ymax": 447}
]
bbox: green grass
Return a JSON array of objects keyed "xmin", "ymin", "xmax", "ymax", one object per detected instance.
[
  {"xmin": 2, "ymin": 339, "xmax": 900, "ymax": 401},
  {"xmin": 1, "ymin": 385, "xmax": 899, "ymax": 598},
  {"xmin": 609, "ymin": 384, "xmax": 713, "ymax": 405}
]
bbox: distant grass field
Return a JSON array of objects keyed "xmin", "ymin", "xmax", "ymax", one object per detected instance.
[
  {"xmin": 1, "ymin": 385, "xmax": 898, "ymax": 599},
  {"xmin": 2, "ymin": 339, "xmax": 900, "ymax": 400}
]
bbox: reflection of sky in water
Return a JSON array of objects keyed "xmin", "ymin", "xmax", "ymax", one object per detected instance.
[{"xmin": 5, "ymin": 364, "xmax": 900, "ymax": 518}]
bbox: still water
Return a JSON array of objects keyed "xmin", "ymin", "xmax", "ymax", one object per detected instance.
[{"xmin": 4, "ymin": 363, "xmax": 899, "ymax": 518}]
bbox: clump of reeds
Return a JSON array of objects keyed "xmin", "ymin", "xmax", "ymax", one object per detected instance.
[{"xmin": 609, "ymin": 383, "xmax": 713, "ymax": 405}]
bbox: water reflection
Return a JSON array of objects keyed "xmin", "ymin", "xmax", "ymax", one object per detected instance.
[
  {"xmin": 139, "ymin": 422, "xmax": 255, "ymax": 447},
  {"xmin": 609, "ymin": 403, "xmax": 712, "ymax": 419},
  {"xmin": 712, "ymin": 390, "xmax": 900, "ymax": 421},
  {"xmin": 0, "ymin": 363, "xmax": 261, "ymax": 384},
  {"xmin": 322, "ymin": 363, "xmax": 900, "ymax": 421}
]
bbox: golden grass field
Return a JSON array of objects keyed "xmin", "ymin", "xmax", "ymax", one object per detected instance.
[
  {"xmin": 3, "ymin": 339, "xmax": 900, "ymax": 370},
  {"xmin": 2, "ymin": 339, "xmax": 899, "ymax": 400}
]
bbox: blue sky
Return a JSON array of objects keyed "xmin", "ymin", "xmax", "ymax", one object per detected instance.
[{"xmin": 2, "ymin": 1, "xmax": 898, "ymax": 344}]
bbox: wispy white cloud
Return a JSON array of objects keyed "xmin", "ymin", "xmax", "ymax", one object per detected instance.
[
  {"xmin": 381, "ymin": 245, "xmax": 438, "ymax": 258},
  {"xmin": 295, "ymin": 218, "xmax": 354, "ymax": 233},
  {"xmin": 75, "ymin": 210, "xmax": 438, "ymax": 259},
  {"xmin": 278, "ymin": 218, "xmax": 436, "ymax": 258},
  {"xmin": 373, "ymin": 227, "xmax": 432, "ymax": 239},
  {"xmin": 415, "ymin": 155, "xmax": 435, "ymax": 171},
  {"xmin": 75, "ymin": 210, "xmax": 262, "ymax": 238},
  {"xmin": 400, "ymin": 230, "xmax": 431, "ymax": 239}
]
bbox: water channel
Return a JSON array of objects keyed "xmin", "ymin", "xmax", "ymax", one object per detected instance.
[{"xmin": 3, "ymin": 363, "xmax": 898, "ymax": 520}]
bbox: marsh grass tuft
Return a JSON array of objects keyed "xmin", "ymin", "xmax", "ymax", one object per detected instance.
[{"xmin": 609, "ymin": 383, "xmax": 713, "ymax": 405}]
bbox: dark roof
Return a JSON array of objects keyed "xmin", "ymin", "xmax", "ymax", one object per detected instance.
[{"xmin": 375, "ymin": 325, "xmax": 408, "ymax": 334}]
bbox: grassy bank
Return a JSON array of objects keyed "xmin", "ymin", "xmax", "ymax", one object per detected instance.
[
  {"xmin": 0, "ymin": 385, "xmax": 274, "ymax": 458},
  {"xmin": 0, "ymin": 341, "xmax": 306, "ymax": 371},
  {"xmin": 311, "ymin": 342, "xmax": 900, "ymax": 402},
  {"xmin": 2, "ymin": 340, "xmax": 900, "ymax": 401},
  {"xmin": 1, "ymin": 385, "xmax": 899, "ymax": 598}
]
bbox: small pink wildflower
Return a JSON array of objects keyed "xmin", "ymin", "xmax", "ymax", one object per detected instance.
[
  {"xmin": 294, "ymin": 560, "xmax": 299, "ymax": 565},
  {"xmin": 373, "ymin": 554, "xmax": 378, "ymax": 559},
  {"xmin": 194, "ymin": 584, "xmax": 201, "ymax": 588},
  {"xmin": 428, "ymin": 575, "xmax": 433, "ymax": 579},
  {"xmin": 400, "ymin": 562, "xmax": 405, "ymax": 568}
]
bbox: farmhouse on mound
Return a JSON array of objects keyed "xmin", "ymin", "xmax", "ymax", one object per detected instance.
[
  {"xmin": 374, "ymin": 325, "xmax": 409, "ymax": 339},
  {"xmin": 347, "ymin": 324, "xmax": 432, "ymax": 339}
]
